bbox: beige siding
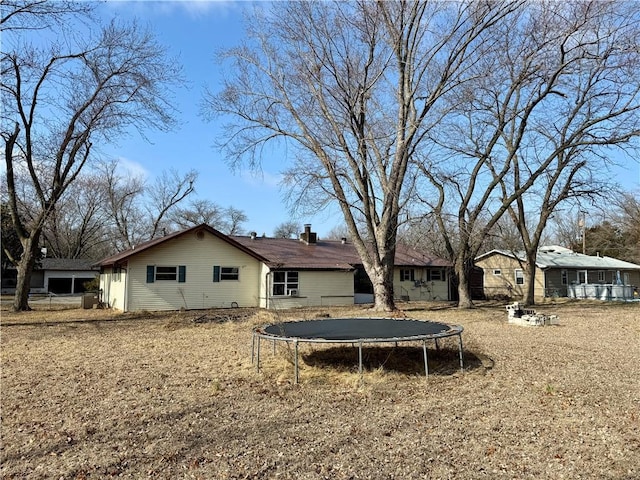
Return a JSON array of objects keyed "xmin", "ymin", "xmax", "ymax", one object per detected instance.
[
  {"xmin": 476, "ymin": 254, "xmax": 544, "ymax": 300},
  {"xmin": 394, "ymin": 267, "xmax": 449, "ymax": 301},
  {"xmin": 257, "ymin": 263, "xmax": 270, "ymax": 309},
  {"xmin": 100, "ymin": 267, "xmax": 127, "ymax": 311},
  {"xmin": 126, "ymin": 232, "xmax": 261, "ymax": 312},
  {"xmin": 266, "ymin": 270, "xmax": 354, "ymax": 309}
]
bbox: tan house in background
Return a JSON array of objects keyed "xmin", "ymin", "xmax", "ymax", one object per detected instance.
[
  {"xmin": 97, "ymin": 224, "xmax": 452, "ymax": 312},
  {"xmin": 476, "ymin": 246, "xmax": 640, "ymax": 301}
]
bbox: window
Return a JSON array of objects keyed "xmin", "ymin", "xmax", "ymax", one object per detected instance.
[
  {"xmin": 577, "ymin": 270, "xmax": 587, "ymax": 284},
  {"xmin": 429, "ymin": 269, "xmax": 444, "ymax": 281},
  {"xmin": 147, "ymin": 265, "xmax": 186, "ymax": 283},
  {"xmin": 493, "ymin": 269, "xmax": 502, "ymax": 276},
  {"xmin": 400, "ymin": 269, "xmax": 415, "ymax": 281},
  {"xmin": 561, "ymin": 269, "xmax": 568, "ymax": 285},
  {"xmin": 597, "ymin": 271, "xmax": 605, "ymax": 282},
  {"xmin": 272, "ymin": 271, "xmax": 299, "ymax": 296},
  {"xmin": 515, "ymin": 269, "xmax": 524, "ymax": 285},
  {"xmin": 221, "ymin": 267, "xmax": 239, "ymax": 281},
  {"xmin": 156, "ymin": 266, "xmax": 177, "ymax": 281},
  {"xmin": 213, "ymin": 266, "xmax": 239, "ymax": 281}
]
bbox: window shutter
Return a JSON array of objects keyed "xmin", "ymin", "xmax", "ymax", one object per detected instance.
[
  {"xmin": 213, "ymin": 266, "xmax": 220, "ymax": 282},
  {"xmin": 178, "ymin": 265, "xmax": 186, "ymax": 283},
  {"xmin": 146, "ymin": 266, "xmax": 155, "ymax": 283}
]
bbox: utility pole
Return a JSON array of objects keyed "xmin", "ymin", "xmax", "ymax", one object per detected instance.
[{"xmin": 578, "ymin": 211, "xmax": 586, "ymax": 254}]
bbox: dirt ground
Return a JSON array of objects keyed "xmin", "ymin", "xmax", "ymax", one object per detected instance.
[{"xmin": 1, "ymin": 301, "xmax": 638, "ymax": 479}]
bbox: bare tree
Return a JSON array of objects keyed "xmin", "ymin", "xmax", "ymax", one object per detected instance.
[
  {"xmin": 101, "ymin": 160, "xmax": 147, "ymax": 252},
  {"xmin": 169, "ymin": 198, "xmax": 226, "ymax": 229},
  {"xmin": 224, "ymin": 207, "xmax": 248, "ymax": 236},
  {"xmin": 2, "ymin": 8, "xmax": 182, "ymax": 310},
  {"xmin": 418, "ymin": 0, "xmax": 640, "ymax": 307},
  {"xmin": 1, "ymin": 0, "xmax": 93, "ymax": 32},
  {"xmin": 40, "ymin": 173, "xmax": 111, "ymax": 259},
  {"xmin": 205, "ymin": 1, "xmax": 520, "ymax": 311},
  {"xmin": 169, "ymin": 199, "xmax": 248, "ymax": 235},
  {"xmin": 145, "ymin": 169, "xmax": 197, "ymax": 239},
  {"xmin": 100, "ymin": 160, "xmax": 197, "ymax": 251},
  {"xmin": 613, "ymin": 190, "xmax": 640, "ymax": 263},
  {"xmin": 324, "ymin": 224, "xmax": 351, "ymax": 242},
  {"xmin": 273, "ymin": 220, "xmax": 300, "ymax": 238}
]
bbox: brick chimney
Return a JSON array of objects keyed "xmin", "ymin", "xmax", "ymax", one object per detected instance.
[{"xmin": 299, "ymin": 223, "xmax": 317, "ymax": 245}]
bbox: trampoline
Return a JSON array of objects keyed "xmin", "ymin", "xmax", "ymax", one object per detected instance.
[{"xmin": 252, "ymin": 318, "xmax": 464, "ymax": 383}]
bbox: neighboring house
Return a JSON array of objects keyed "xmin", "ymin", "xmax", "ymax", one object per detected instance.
[
  {"xmin": 475, "ymin": 246, "xmax": 640, "ymax": 301},
  {"xmin": 96, "ymin": 224, "xmax": 452, "ymax": 312},
  {"xmin": 1, "ymin": 258, "xmax": 99, "ymax": 295}
]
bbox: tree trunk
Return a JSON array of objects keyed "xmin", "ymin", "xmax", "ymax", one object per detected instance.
[
  {"xmin": 455, "ymin": 255, "xmax": 474, "ymax": 309},
  {"xmin": 523, "ymin": 252, "xmax": 537, "ymax": 306},
  {"xmin": 361, "ymin": 252, "xmax": 397, "ymax": 312},
  {"xmin": 12, "ymin": 234, "xmax": 40, "ymax": 312},
  {"xmin": 371, "ymin": 271, "xmax": 396, "ymax": 312}
]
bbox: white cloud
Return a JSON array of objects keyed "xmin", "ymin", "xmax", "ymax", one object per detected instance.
[
  {"xmin": 104, "ymin": 0, "xmax": 238, "ymax": 19},
  {"xmin": 116, "ymin": 157, "xmax": 150, "ymax": 180},
  {"xmin": 239, "ymin": 169, "xmax": 282, "ymax": 189}
]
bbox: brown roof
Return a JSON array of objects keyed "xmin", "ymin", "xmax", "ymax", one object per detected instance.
[
  {"xmin": 96, "ymin": 223, "xmax": 451, "ymax": 271},
  {"xmin": 232, "ymin": 236, "xmax": 451, "ymax": 270},
  {"xmin": 232, "ymin": 236, "xmax": 357, "ymax": 270}
]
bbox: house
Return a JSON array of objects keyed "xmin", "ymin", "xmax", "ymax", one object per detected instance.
[
  {"xmin": 475, "ymin": 246, "xmax": 640, "ymax": 301},
  {"xmin": 96, "ymin": 224, "xmax": 452, "ymax": 312},
  {"xmin": 1, "ymin": 258, "xmax": 99, "ymax": 295}
]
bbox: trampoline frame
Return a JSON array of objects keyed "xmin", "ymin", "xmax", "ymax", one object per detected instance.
[{"xmin": 251, "ymin": 318, "xmax": 464, "ymax": 383}]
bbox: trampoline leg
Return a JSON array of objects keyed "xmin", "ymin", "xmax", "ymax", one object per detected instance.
[
  {"xmin": 273, "ymin": 339, "xmax": 276, "ymax": 354},
  {"xmin": 358, "ymin": 342, "xmax": 363, "ymax": 376},
  {"xmin": 434, "ymin": 338, "xmax": 440, "ymax": 350},
  {"xmin": 256, "ymin": 336, "xmax": 261, "ymax": 373},
  {"xmin": 294, "ymin": 340, "xmax": 299, "ymax": 384},
  {"xmin": 251, "ymin": 334, "xmax": 255, "ymax": 364},
  {"xmin": 457, "ymin": 334, "xmax": 464, "ymax": 371},
  {"xmin": 423, "ymin": 340, "xmax": 429, "ymax": 378}
]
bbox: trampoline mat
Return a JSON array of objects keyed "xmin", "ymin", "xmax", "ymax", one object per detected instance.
[{"xmin": 261, "ymin": 318, "xmax": 453, "ymax": 341}]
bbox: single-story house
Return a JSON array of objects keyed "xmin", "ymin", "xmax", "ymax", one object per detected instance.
[
  {"xmin": 96, "ymin": 223, "xmax": 452, "ymax": 312},
  {"xmin": 475, "ymin": 245, "xmax": 640, "ymax": 301},
  {"xmin": 1, "ymin": 258, "xmax": 99, "ymax": 295}
]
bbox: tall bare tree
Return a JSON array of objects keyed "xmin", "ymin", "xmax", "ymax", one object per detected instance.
[
  {"xmin": 613, "ymin": 190, "xmax": 640, "ymax": 263},
  {"xmin": 418, "ymin": 0, "xmax": 640, "ymax": 307},
  {"xmin": 2, "ymin": 5, "xmax": 182, "ymax": 311},
  {"xmin": 205, "ymin": 0, "xmax": 520, "ymax": 311},
  {"xmin": 40, "ymin": 172, "xmax": 111, "ymax": 259},
  {"xmin": 168, "ymin": 199, "xmax": 248, "ymax": 235},
  {"xmin": 100, "ymin": 160, "xmax": 197, "ymax": 252}
]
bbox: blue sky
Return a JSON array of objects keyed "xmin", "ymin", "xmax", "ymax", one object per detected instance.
[
  {"xmin": 98, "ymin": 0, "xmax": 343, "ymax": 238},
  {"xmin": 93, "ymin": 1, "xmax": 639, "ymax": 236}
]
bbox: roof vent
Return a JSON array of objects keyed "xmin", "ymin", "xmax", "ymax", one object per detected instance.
[
  {"xmin": 250, "ymin": 231, "xmax": 257, "ymax": 240},
  {"xmin": 341, "ymin": 237, "xmax": 347, "ymax": 244}
]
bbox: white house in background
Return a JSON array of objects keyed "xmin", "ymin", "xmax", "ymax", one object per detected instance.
[
  {"xmin": 96, "ymin": 224, "xmax": 452, "ymax": 312},
  {"xmin": 1, "ymin": 258, "xmax": 99, "ymax": 295},
  {"xmin": 475, "ymin": 245, "xmax": 640, "ymax": 301}
]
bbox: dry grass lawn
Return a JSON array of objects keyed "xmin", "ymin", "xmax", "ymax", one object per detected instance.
[{"xmin": 1, "ymin": 300, "xmax": 639, "ymax": 479}]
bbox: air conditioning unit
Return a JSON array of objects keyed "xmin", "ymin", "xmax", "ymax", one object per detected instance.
[{"xmin": 289, "ymin": 289, "xmax": 299, "ymax": 297}]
